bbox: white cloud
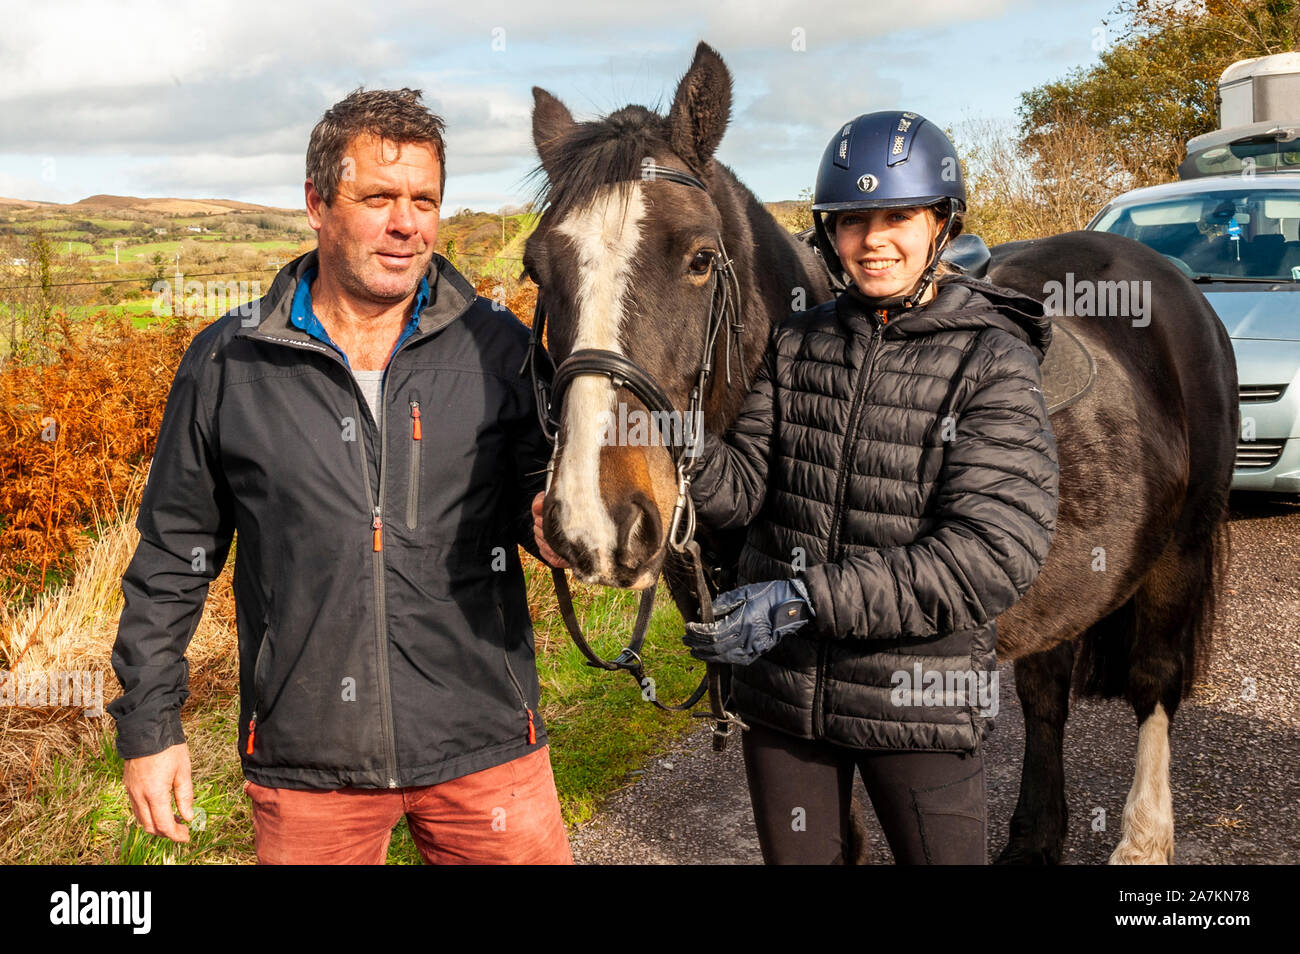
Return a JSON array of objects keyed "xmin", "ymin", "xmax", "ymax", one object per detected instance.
[{"xmin": 0, "ymin": 0, "xmax": 1042, "ymax": 206}]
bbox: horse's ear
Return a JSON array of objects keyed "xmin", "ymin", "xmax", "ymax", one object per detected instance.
[
  {"xmin": 532, "ymin": 87, "xmax": 575, "ymax": 175},
  {"xmin": 667, "ymin": 42, "xmax": 732, "ymax": 173}
]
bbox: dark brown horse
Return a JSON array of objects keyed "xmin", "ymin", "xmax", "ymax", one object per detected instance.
[{"xmin": 527, "ymin": 42, "xmax": 1236, "ymax": 864}]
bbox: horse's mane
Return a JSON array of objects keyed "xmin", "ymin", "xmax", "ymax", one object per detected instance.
[{"xmin": 527, "ymin": 106, "xmax": 668, "ymax": 219}]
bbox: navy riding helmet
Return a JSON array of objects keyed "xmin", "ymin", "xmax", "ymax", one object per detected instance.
[{"xmin": 812, "ymin": 110, "xmax": 966, "ymax": 308}]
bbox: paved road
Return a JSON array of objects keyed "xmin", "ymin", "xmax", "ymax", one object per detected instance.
[{"xmin": 570, "ymin": 493, "xmax": 1300, "ymax": 864}]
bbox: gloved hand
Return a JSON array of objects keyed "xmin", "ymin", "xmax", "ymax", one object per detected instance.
[{"xmin": 683, "ymin": 578, "xmax": 814, "ymax": 666}]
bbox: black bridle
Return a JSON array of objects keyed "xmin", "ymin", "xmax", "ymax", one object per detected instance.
[{"xmin": 520, "ymin": 162, "xmax": 749, "ymax": 750}]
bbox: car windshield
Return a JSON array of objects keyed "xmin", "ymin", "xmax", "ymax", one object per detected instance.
[{"xmin": 1092, "ymin": 189, "xmax": 1300, "ymax": 281}]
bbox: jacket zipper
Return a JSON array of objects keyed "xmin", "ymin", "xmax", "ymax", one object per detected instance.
[
  {"xmin": 498, "ymin": 603, "xmax": 536, "ymax": 744},
  {"xmin": 245, "ymin": 622, "xmax": 273, "ymax": 755},
  {"xmin": 358, "ymin": 387, "xmax": 400, "ymax": 788},
  {"xmin": 813, "ymin": 315, "xmax": 883, "ymax": 739},
  {"xmin": 365, "ymin": 326, "xmax": 441, "ymax": 788},
  {"xmin": 239, "ymin": 289, "xmax": 448, "ymax": 789},
  {"xmin": 406, "ymin": 390, "xmax": 421, "ymax": 529}
]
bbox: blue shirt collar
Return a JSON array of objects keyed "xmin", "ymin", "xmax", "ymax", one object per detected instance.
[{"xmin": 289, "ymin": 265, "xmax": 430, "ymax": 368}]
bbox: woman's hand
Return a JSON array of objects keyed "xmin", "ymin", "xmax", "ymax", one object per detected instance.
[
  {"xmin": 683, "ymin": 579, "xmax": 813, "ymax": 666},
  {"xmin": 531, "ymin": 491, "xmax": 570, "ymax": 569}
]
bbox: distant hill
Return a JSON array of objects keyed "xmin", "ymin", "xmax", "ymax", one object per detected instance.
[
  {"xmin": 0, "ymin": 196, "xmax": 57, "ymax": 209},
  {"xmin": 68, "ymin": 194, "xmax": 303, "ymax": 216},
  {"xmin": 0, "ymin": 194, "xmax": 303, "ymax": 216},
  {"xmin": 2, "ymin": 192, "xmax": 809, "ymax": 229}
]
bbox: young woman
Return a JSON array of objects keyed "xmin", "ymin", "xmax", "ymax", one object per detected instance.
[{"xmin": 681, "ymin": 111, "xmax": 1060, "ymax": 864}]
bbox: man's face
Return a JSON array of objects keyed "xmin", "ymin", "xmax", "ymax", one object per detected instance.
[{"xmin": 305, "ymin": 133, "xmax": 441, "ymax": 305}]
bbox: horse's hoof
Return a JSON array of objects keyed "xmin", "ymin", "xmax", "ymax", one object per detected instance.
[{"xmin": 1108, "ymin": 837, "xmax": 1174, "ymax": 865}]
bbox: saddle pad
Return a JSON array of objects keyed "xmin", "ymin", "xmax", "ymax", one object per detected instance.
[{"xmin": 1040, "ymin": 320, "xmax": 1096, "ymax": 415}]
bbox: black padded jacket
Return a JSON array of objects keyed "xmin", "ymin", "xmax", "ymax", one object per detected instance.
[{"xmin": 689, "ymin": 275, "xmax": 1059, "ymax": 753}]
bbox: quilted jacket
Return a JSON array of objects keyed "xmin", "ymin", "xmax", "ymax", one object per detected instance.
[{"xmin": 690, "ymin": 275, "xmax": 1059, "ymax": 753}]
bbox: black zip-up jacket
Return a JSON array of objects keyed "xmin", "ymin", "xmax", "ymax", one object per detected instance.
[
  {"xmin": 689, "ymin": 276, "xmax": 1059, "ymax": 753},
  {"xmin": 107, "ymin": 250, "xmax": 552, "ymax": 788}
]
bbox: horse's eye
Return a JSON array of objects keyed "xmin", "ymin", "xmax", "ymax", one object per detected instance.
[{"xmin": 689, "ymin": 250, "xmax": 714, "ymax": 275}]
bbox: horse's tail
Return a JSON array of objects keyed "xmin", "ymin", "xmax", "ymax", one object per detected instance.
[
  {"xmin": 1073, "ymin": 489, "xmax": 1231, "ymax": 701},
  {"xmin": 1181, "ymin": 502, "xmax": 1231, "ymax": 694}
]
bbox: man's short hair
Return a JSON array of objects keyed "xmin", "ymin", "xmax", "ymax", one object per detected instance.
[{"xmin": 306, "ymin": 87, "xmax": 447, "ymax": 205}]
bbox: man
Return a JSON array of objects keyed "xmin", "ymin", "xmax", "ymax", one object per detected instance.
[{"xmin": 108, "ymin": 88, "xmax": 571, "ymax": 864}]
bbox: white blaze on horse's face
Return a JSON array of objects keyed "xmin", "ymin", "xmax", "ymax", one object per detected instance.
[{"xmin": 549, "ymin": 181, "xmax": 647, "ymax": 582}]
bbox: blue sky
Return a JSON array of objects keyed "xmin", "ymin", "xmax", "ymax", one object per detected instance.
[{"xmin": 0, "ymin": 0, "xmax": 1120, "ymax": 213}]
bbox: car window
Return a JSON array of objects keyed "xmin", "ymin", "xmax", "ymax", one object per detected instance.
[
  {"xmin": 1092, "ymin": 189, "xmax": 1300, "ymax": 281},
  {"xmin": 1183, "ymin": 138, "xmax": 1300, "ymax": 178}
]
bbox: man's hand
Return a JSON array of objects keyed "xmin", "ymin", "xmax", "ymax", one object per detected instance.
[
  {"xmin": 531, "ymin": 492, "xmax": 570, "ymax": 569},
  {"xmin": 122, "ymin": 742, "xmax": 194, "ymax": 843}
]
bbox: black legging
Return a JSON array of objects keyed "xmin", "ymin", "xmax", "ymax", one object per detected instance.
[{"xmin": 741, "ymin": 721, "xmax": 987, "ymax": 864}]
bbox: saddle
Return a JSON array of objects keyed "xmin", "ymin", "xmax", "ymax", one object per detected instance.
[{"xmin": 1039, "ymin": 320, "xmax": 1096, "ymax": 415}]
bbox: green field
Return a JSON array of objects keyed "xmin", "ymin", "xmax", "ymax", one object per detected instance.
[
  {"xmin": 67, "ymin": 289, "xmax": 266, "ymax": 328},
  {"xmin": 85, "ymin": 239, "xmax": 300, "ymax": 263},
  {"xmin": 86, "ymin": 218, "xmax": 139, "ymax": 231}
]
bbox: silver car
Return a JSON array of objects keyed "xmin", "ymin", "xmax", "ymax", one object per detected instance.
[{"xmin": 1087, "ymin": 173, "xmax": 1300, "ymax": 493}]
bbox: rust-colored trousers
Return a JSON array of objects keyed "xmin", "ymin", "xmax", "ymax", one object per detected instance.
[{"xmin": 243, "ymin": 746, "xmax": 573, "ymax": 864}]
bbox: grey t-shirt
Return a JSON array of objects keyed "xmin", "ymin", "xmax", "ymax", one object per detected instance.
[{"xmin": 352, "ymin": 368, "xmax": 385, "ymax": 428}]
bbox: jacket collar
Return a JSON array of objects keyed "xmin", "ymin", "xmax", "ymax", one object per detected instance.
[
  {"xmin": 838, "ymin": 274, "xmax": 1053, "ymax": 363},
  {"xmin": 235, "ymin": 248, "xmax": 478, "ymax": 349}
]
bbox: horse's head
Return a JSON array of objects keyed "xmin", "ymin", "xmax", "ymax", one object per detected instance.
[{"xmin": 526, "ymin": 43, "xmax": 740, "ymax": 589}]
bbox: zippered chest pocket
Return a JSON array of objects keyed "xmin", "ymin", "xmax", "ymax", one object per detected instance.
[
  {"xmin": 406, "ymin": 389, "xmax": 422, "ymax": 529},
  {"xmin": 390, "ymin": 370, "xmax": 514, "ymax": 538}
]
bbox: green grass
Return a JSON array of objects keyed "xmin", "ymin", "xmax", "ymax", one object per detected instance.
[
  {"xmin": 85, "ymin": 218, "xmax": 139, "ymax": 231},
  {"xmin": 50, "ymin": 240, "xmax": 95, "ymax": 255},
  {"xmin": 14, "ymin": 703, "xmax": 255, "ymax": 865},
  {"xmin": 64, "ymin": 293, "xmax": 263, "ymax": 328},
  {"xmin": 85, "ymin": 240, "xmax": 184, "ymax": 262},
  {"xmin": 536, "ymin": 584, "xmax": 699, "ymax": 827},
  {"xmin": 84, "ymin": 238, "xmax": 300, "ymax": 263},
  {"xmin": 245, "ymin": 240, "xmax": 301, "ymax": 250},
  {"xmin": 64, "ymin": 300, "xmax": 170, "ymax": 328}
]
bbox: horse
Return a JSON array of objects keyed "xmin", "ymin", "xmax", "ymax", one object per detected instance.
[{"xmin": 525, "ymin": 42, "xmax": 1237, "ymax": 864}]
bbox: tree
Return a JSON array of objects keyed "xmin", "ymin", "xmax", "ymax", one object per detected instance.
[
  {"xmin": 1018, "ymin": 0, "xmax": 1300, "ymax": 183},
  {"xmin": 0, "ymin": 230, "xmax": 72, "ymax": 365}
]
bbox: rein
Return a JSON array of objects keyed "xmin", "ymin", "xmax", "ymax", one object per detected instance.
[{"xmin": 520, "ymin": 162, "xmax": 749, "ymax": 750}]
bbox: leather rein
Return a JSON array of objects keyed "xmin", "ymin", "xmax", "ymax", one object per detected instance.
[{"xmin": 520, "ymin": 163, "xmax": 750, "ymax": 750}]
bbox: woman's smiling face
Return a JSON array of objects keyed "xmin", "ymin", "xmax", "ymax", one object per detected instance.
[{"xmin": 832, "ymin": 206, "xmax": 942, "ymax": 301}]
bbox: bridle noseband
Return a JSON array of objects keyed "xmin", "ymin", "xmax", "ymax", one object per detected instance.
[{"xmin": 519, "ymin": 162, "xmax": 750, "ymax": 749}]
